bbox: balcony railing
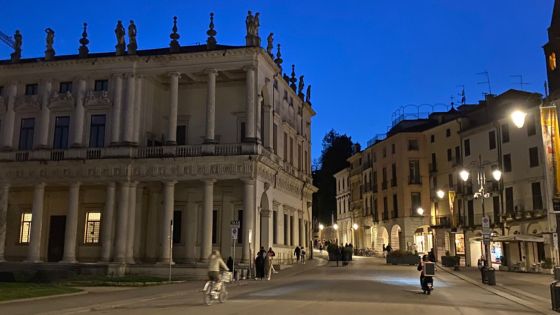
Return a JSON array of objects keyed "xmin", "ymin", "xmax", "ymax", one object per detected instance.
[
  {"xmin": 0, "ymin": 143, "xmax": 256, "ymax": 162},
  {"xmin": 408, "ymin": 176, "xmax": 422, "ymax": 185}
]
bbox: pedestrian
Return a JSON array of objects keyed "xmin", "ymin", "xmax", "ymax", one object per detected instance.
[
  {"xmin": 301, "ymin": 247, "xmax": 306, "ymax": 264},
  {"xmin": 294, "ymin": 246, "xmax": 301, "ymax": 263},
  {"xmin": 226, "ymin": 256, "xmax": 234, "ymax": 272},
  {"xmin": 255, "ymin": 251, "xmax": 265, "ymax": 280},
  {"xmin": 319, "ymin": 244, "xmax": 324, "ymax": 255},
  {"xmin": 386, "ymin": 244, "xmax": 392, "ymax": 255},
  {"xmin": 266, "ymin": 247, "xmax": 277, "ymax": 280},
  {"xmin": 336, "ymin": 246, "xmax": 342, "ymax": 267},
  {"xmin": 428, "ymin": 248, "xmax": 435, "ymax": 262}
]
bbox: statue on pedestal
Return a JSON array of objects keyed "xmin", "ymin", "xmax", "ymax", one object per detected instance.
[
  {"xmin": 11, "ymin": 30, "xmax": 22, "ymax": 63},
  {"xmin": 44, "ymin": 28, "xmax": 55, "ymax": 60},
  {"xmin": 306, "ymin": 85, "xmax": 311, "ymax": 104},
  {"xmin": 115, "ymin": 20, "xmax": 126, "ymax": 56},
  {"xmin": 127, "ymin": 20, "xmax": 137, "ymax": 54},
  {"xmin": 245, "ymin": 11, "xmax": 261, "ymax": 47},
  {"xmin": 298, "ymin": 75, "xmax": 305, "ymax": 97},
  {"xmin": 266, "ymin": 33, "xmax": 274, "ymax": 57}
]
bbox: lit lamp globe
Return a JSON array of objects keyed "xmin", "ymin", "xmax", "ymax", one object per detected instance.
[
  {"xmin": 319, "ymin": 224, "xmax": 324, "ymax": 231},
  {"xmin": 352, "ymin": 223, "xmax": 359, "ymax": 230},
  {"xmin": 492, "ymin": 169, "xmax": 502, "ymax": 181},
  {"xmin": 459, "ymin": 170, "xmax": 470, "ymax": 182},
  {"xmin": 417, "ymin": 207, "xmax": 425, "ymax": 216},
  {"xmin": 436, "ymin": 190, "xmax": 445, "ymax": 199},
  {"xmin": 511, "ymin": 110, "xmax": 527, "ymax": 129},
  {"xmin": 333, "ymin": 224, "xmax": 339, "ymax": 230}
]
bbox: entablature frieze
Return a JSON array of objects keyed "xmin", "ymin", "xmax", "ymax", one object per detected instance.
[{"xmin": 0, "ymin": 158, "xmax": 255, "ymax": 186}]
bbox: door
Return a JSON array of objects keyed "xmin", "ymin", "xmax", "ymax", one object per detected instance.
[{"xmin": 48, "ymin": 216, "xmax": 66, "ymax": 262}]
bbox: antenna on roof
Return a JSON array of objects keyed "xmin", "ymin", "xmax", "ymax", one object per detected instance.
[
  {"xmin": 457, "ymin": 85, "xmax": 466, "ymax": 105},
  {"xmin": 510, "ymin": 74, "xmax": 530, "ymax": 90},
  {"xmin": 0, "ymin": 30, "xmax": 15, "ymax": 49},
  {"xmin": 477, "ymin": 71, "xmax": 492, "ymax": 96}
]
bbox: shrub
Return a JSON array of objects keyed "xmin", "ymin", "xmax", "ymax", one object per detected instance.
[
  {"xmin": 387, "ymin": 249, "xmax": 414, "ymax": 257},
  {"xmin": 542, "ymin": 258, "xmax": 554, "ymax": 269}
]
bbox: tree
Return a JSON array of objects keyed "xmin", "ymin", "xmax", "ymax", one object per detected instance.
[{"xmin": 312, "ymin": 130, "xmax": 354, "ymax": 226}]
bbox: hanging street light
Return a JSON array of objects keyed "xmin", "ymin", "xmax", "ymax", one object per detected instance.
[
  {"xmin": 460, "ymin": 169, "xmax": 470, "ymax": 182},
  {"xmin": 436, "ymin": 190, "xmax": 445, "ymax": 199},
  {"xmin": 511, "ymin": 110, "xmax": 527, "ymax": 129}
]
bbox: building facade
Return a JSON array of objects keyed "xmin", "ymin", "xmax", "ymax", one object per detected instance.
[
  {"xmin": 0, "ymin": 15, "xmax": 316, "ymax": 273},
  {"xmin": 334, "ymin": 168, "xmax": 350, "ymax": 244}
]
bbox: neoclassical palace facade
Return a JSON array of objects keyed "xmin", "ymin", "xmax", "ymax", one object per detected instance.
[{"xmin": 0, "ymin": 16, "xmax": 315, "ymax": 272}]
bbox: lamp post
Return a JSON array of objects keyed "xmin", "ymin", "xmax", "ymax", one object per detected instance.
[
  {"xmin": 352, "ymin": 223, "xmax": 359, "ymax": 247},
  {"xmin": 319, "ymin": 223, "xmax": 324, "ymax": 243},
  {"xmin": 333, "ymin": 223, "xmax": 339, "ymax": 245},
  {"xmin": 460, "ymin": 155, "xmax": 502, "ymax": 285}
]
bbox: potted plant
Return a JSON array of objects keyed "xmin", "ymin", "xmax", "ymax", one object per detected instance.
[
  {"xmin": 386, "ymin": 250, "xmax": 420, "ymax": 265},
  {"xmin": 541, "ymin": 258, "xmax": 554, "ymax": 274},
  {"xmin": 441, "ymin": 250, "xmax": 460, "ymax": 267}
]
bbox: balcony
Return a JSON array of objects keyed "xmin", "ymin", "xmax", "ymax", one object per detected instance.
[
  {"xmin": 391, "ymin": 178, "xmax": 397, "ymax": 187},
  {"xmin": 408, "ymin": 176, "xmax": 422, "ymax": 185},
  {"xmin": 429, "ymin": 163, "xmax": 437, "ymax": 174},
  {"xmin": 431, "ymin": 216, "xmax": 451, "ymax": 228},
  {"xmin": 0, "ymin": 143, "xmax": 257, "ymax": 162}
]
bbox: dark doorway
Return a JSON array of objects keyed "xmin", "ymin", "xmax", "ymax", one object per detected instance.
[{"xmin": 48, "ymin": 216, "xmax": 66, "ymax": 262}]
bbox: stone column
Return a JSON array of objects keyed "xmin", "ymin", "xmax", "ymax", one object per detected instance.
[
  {"xmin": 1, "ymin": 83, "xmax": 17, "ymax": 150},
  {"xmin": 200, "ymin": 179, "xmax": 215, "ymax": 261},
  {"xmin": 27, "ymin": 183, "xmax": 46, "ymax": 263},
  {"xmin": 111, "ymin": 74, "xmax": 123, "ymax": 145},
  {"xmin": 133, "ymin": 185, "xmax": 144, "ymax": 261},
  {"xmin": 123, "ymin": 74, "xmax": 136, "ymax": 144},
  {"xmin": 71, "ymin": 79, "xmax": 86, "ymax": 147},
  {"xmin": 100, "ymin": 182, "xmax": 116, "ymax": 262},
  {"xmin": 133, "ymin": 75, "xmax": 143, "ymax": 144},
  {"xmin": 158, "ymin": 181, "xmax": 176, "ymax": 264},
  {"xmin": 0, "ymin": 184, "xmax": 9, "ymax": 262},
  {"xmin": 300, "ymin": 214, "xmax": 305, "ymax": 248},
  {"xmin": 185, "ymin": 189, "xmax": 197, "ymax": 263},
  {"xmin": 38, "ymin": 80, "xmax": 52, "ymax": 149},
  {"xmin": 61, "ymin": 182, "xmax": 80, "ymax": 263},
  {"xmin": 113, "ymin": 182, "xmax": 130, "ymax": 263},
  {"xmin": 145, "ymin": 188, "xmax": 159, "ymax": 261},
  {"xmin": 244, "ymin": 66, "xmax": 256, "ymax": 142},
  {"xmin": 293, "ymin": 212, "xmax": 300, "ymax": 247},
  {"xmin": 286, "ymin": 212, "xmax": 291, "ymax": 247},
  {"xmin": 204, "ymin": 69, "xmax": 217, "ymax": 144},
  {"xmin": 242, "ymin": 179, "xmax": 255, "ymax": 262},
  {"xmin": 167, "ymin": 72, "xmax": 180, "ymax": 145},
  {"xmin": 125, "ymin": 182, "xmax": 137, "ymax": 264}
]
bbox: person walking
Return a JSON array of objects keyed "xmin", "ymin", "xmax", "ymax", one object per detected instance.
[
  {"xmin": 294, "ymin": 246, "xmax": 301, "ymax": 263},
  {"xmin": 301, "ymin": 247, "xmax": 306, "ymax": 264},
  {"xmin": 266, "ymin": 247, "xmax": 277, "ymax": 280},
  {"xmin": 319, "ymin": 244, "xmax": 324, "ymax": 255},
  {"xmin": 428, "ymin": 248, "xmax": 436, "ymax": 262}
]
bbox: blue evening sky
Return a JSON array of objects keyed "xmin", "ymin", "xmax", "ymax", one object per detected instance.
[{"xmin": 0, "ymin": 1, "xmax": 551, "ymax": 161}]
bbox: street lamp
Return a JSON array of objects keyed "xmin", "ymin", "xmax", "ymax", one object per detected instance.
[
  {"xmin": 333, "ymin": 224, "xmax": 338, "ymax": 230},
  {"xmin": 460, "ymin": 156, "xmax": 501, "ymax": 285},
  {"xmin": 417, "ymin": 207, "xmax": 425, "ymax": 215},
  {"xmin": 319, "ymin": 224, "xmax": 324, "ymax": 231},
  {"xmin": 352, "ymin": 223, "xmax": 359, "ymax": 230},
  {"xmin": 436, "ymin": 190, "xmax": 445, "ymax": 199},
  {"xmin": 511, "ymin": 110, "xmax": 527, "ymax": 129}
]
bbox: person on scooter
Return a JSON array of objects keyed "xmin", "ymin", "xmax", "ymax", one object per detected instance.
[{"xmin": 417, "ymin": 254, "xmax": 433, "ymax": 294}]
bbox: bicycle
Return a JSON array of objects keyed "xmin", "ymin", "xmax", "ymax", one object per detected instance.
[{"xmin": 202, "ymin": 271, "xmax": 232, "ymax": 306}]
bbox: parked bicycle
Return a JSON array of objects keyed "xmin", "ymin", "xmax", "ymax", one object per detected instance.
[{"xmin": 202, "ymin": 271, "xmax": 232, "ymax": 305}]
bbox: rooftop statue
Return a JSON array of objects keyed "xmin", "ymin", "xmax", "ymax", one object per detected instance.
[
  {"xmin": 11, "ymin": 30, "xmax": 22, "ymax": 62},
  {"xmin": 45, "ymin": 28, "xmax": 55, "ymax": 60},
  {"xmin": 128, "ymin": 20, "xmax": 137, "ymax": 54},
  {"xmin": 115, "ymin": 20, "xmax": 126, "ymax": 55},
  {"xmin": 266, "ymin": 33, "xmax": 274, "ymax": 56}
]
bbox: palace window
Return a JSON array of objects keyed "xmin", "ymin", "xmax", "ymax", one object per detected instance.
[
  {"xmin": 89, "ymin": 115, "xmax": 106, "ymax": 148},
  {"xmin": 501, "ymin": 123, "xmax": 510, "ymax": 143},
  {"xmin": 503, "ymin": 154, "xmax": 512, "ymax": 172},
  {"xmin": 25, "ymin": 84, "xmax": 38, "ymax": 96},
  {"xmin": 489, "ymin": 130, "xmax": 496, "ymax": 150},
  {"xmin": 408, "ymin": 139, "xmax": 419, "ymax": 151},
  {"xmin": 19, "ymin": 118, "xmax": 35, "ymax": 151},
  {"xmin": 464, "ymin": 139, "xmax": 471, "ymax": 157},
  {"xmin": 532, "ymin": 182, "xmax": 543, "ymax": 210},
  {"xmin": 84, "ymin": 212, "xmax": 101, "ymax": 244},
  {"xmin": 446, "ymin": 129, "xmax": 451, "ymax": 137},
  {"xmin": 212, "ymin": 210, "xmax": 218, "ymax": 244},
  {"xmin": 94, "ymin": 80, "xmax": 109, "ymax": 92},
  {"xmin": 176, "ymin": 125, "xmax": 187, "ymax": 145},
  {"xmin": 238, "ymin": 210, "xmax": 244, "ymax": 244},
  {"xmin": 529, "ymin": 147, "xmax": 539, "ymax": 167},
  {"xmin": 173, "ymin": 210, "xmax": 182, "ymax": 244},
  {"xmin": 273, "ymin": 211, "xmax": 278, "ymax": 244},
  {"xmin": 273, "ymin": 123, "xmax": 278, "ymax": 154},
  {"xmin": 527, "ymin": 116, "xmax": 536, "ymax": 136},
  {"xmin": 59, "ymin": 81, "xmax": 73, "ymax": 94},
  {"xmin": 53, "ymin": 116, "xmax": 70, "ymax": 149},
  {"xmin": 19, "ymin": 213, "xmax": 32, "ymax": 244}
]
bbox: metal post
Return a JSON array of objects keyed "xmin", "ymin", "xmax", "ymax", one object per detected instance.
[
  {"xmin": 232, "ymin": 235, "xmax": 236, "ymax": 279},
  {"xmin": 169, "ymin": 219, "xmax": 173, "ymax": 282}
]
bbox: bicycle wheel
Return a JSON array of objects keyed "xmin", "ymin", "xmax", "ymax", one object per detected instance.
[{"xmin": 219, "ymin": 288, "xmax": 228, "ymax": 303}]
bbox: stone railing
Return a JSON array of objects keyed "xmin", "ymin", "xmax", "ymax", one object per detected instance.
[{"xmin": 0, "ymin": 144, "xmax": 257, "ymax": 162}]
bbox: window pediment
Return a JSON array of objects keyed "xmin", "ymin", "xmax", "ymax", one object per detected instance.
[
  {"xmin": 48, "ymin": 92, "xmax": 74, "ymax": 110},
  {"xmin": 85, "ymin": 90, "xmax": 112, "ymax": 109},
  {"xmin": 15, "ymin": 95, "xmax": 40, "ymax": 112}
]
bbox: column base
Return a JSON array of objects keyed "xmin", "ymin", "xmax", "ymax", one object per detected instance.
[{"xmin": 156, "ymin": 260, "xmax": 175, "ymax": 265}]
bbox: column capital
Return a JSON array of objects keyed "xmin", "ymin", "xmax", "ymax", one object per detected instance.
[
  {"xmin": 204, "ymin": 68, "xmax": 218, "ymax": 75},
  {"xmin": 124, "ymin": 73, "xmax": 135, "ymax": 79},
  {"xmin": 202, "ymin": 179, "xmax": 217, "ymax": 185},
  {"xmin": 241, "ymin": 178, "xmax": 255, "ymax": 185},
  {"xmin": 168, "ymin": 71, "xmax": 182, "ymax": 78},
  {"xmin": 163, "ymin": 180, "xmax": 177, "ymax": 187},
  {"xmin": 70, "ymin": 182, "xmax": 81, "ymax": 188},
  {"xmin": 243, "ymin": 65, "xmax": 256, "ymax": 72},
  {"xmin": 35, "ymin": 182, "xmax": 46, "ymax": 189},
  {"xmin": 107, "ymin": 182, "xmax": 116, "ymax": 189},
  {"xmin": 111, "ymin": 73, "xmax": 124, "ymax": 79}
]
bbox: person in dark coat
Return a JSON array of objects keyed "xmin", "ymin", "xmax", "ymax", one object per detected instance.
[
  {"xmin": 255, "ymin": 251, "xmax": 265, "ymax": 280},
  {"xmin": 428, "ymin": 248, "xmax": 436, "ymax": 262},
  {"xmin": 227, "ymin": 256, "xmax": 234, "ymax": 272},
  {"xmin": 294, "ymin": 246, "xmax": 301, "ymax": 263}
]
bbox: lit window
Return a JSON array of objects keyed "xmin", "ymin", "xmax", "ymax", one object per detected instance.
[
  {"xmin": 550, "ymin": 53, "xmax": 557, "ymax": 71},
  {"xmin": 19, "ymin": 213, "xmax": 32, "ymax": 243},
  {"xmin": 84, "ymin": 212, "xmax": 101, "ymax": 244}
]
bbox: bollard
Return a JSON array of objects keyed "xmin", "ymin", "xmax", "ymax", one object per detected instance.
[
  {"xmin": 551, "ymin": 280, "xmax": 560, "ymax": 312},
  {"xmin": 486, "ymin": 268, "xmax": 496, "ymax": 286}
]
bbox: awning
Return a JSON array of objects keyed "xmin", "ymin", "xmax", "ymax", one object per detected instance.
[{"xmin": 493, "ymin": 235, "xmax": 544, "ymax": 243}]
